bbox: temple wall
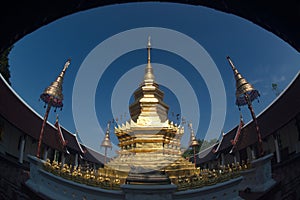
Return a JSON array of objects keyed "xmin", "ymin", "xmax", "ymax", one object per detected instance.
[
  {"xmin": 0, "ymin": 115, "xmax": 39, "ymax": 163},
  {"xmin": 23, "ymin": 136, "xmax": 39, "ymax": 162},
  {"xmin": 26, "ymin": 155, "xmax": 244, "ymax": 200},
  {"xmin": 0, "ymin": 154, "xmax": 31, "ymax": 200},
  {"xmin": 275, "ymin": 119, "xmax": 299, "ymax": 160},
  {"xmin": 173, "ymin": 177, "xmax": 243, "ymax": 200},
  {"xmin": 264, "ymin": 136, "xmax": 275, "ymax": 155},
  {"xmin": 26, "ymin": 155, "xmax": 124, "ymax": 200},
  {"xmin": 0, "ymin": 115, "xmax": 22, "ymax": 158}
]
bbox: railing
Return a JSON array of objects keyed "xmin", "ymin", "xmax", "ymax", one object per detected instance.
[{"xmin": 43, "ymin": 158, "xmax": 249, "ymax": 191}]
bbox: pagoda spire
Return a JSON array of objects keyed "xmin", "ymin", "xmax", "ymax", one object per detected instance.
[
  {"xmin": 143, "ymin": 36, "xmax": 155, "ymax": 83},
  {"xmin": 101, "ymin": 122, "xmax": 112, "ymax": 164},
  {"xmin": 188, "ymin": 123, "xmax": 199, "ymax": 167},
  {"xmin": 129, "ymin": 38, "xmax": 169, "ymax": 123}
]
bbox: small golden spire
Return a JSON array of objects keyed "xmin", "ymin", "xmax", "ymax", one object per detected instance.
[
  {"xmin": 101, "ymin": 122, "xmax": 112, "ymax": 149},
  {"xmin": 144, "ymin": 36, "xmax": 155, "ymax": 83},
  {"xmin": 188, "ymin": 123, "xmax": 199, "ymax": 147},
  {"xmin": 226, "ymin": 56, "xmax": 259, "ymax": 106}
]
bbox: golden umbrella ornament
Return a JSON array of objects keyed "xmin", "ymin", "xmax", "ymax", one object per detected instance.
[
  {"xmin": 36, "ymin": 59, "xmax": 70, "ymax": 158},
  {"xmin": 227, "ymin": 56, "xmax": 264, "ymax": 157}
]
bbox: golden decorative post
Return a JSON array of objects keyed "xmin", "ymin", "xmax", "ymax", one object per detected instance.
[
  {"xmin": 188, "ymin": 123, "xmax": 199, "ymax": 168},
  {"xmin": 227, "ymin": 56, "xmax": 264, "ymax": 157},
  {"xmin": 36, "ymin": 59, "xmax": 71, "ymax": 158},
  {"xmin": 101, "ymin": 122, "xmax": 112, "ymax": 164}
]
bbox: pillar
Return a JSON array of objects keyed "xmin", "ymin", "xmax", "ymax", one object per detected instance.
[
  {"xmin": 75, "ymin": 153, "xmax": 78, "ymax": 167},
  {"xmin": 43, "ymin": 146, "xmax": 48, "ymax": 160},
  {"xmin": 251, "ymin": 146, "xmax": 256, "ymax": 160},
  {"xmin": 221, "ymin": 153, "xmax": 225, "ymax": 166},
  {"xmin": 273, "ymin": 134, "xmax": 281, "ymax": 163},
  {"xmin": 53, "ymin": 150, "xmax": 58, "ymax": 161},
  {"xmin": 233, "ymin": 154, "xmax": 237, "ymax": 164},
  {"xmin": 18, "ymin": 136, "xmax": 26, "ymax": 163},
  {"xmin": 61, "ymin": 153, "xmax": 65, "ymax": 165}
]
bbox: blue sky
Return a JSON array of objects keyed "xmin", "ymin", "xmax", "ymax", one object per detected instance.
[{"xmin": 8, "ymin": 2, "xmax": 300, "ymax": 154}]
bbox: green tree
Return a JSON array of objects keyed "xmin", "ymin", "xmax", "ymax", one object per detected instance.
[
  {"xmin": 0, "ymin": 46, "xmax": 13, "ymax": 85},
  {"xmin": 272, "ymin": 83, "xmax": 281, "ymax": 97},
  {"xmin": 182, "ymin": 138, "xmax": 219, "ymax": 159},
  {"xmin": 200, "ymin": 138, "xmax": 218, "ymax": 151}
]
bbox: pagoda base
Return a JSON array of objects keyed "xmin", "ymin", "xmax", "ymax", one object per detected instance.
[
  {"xmin": 122, "ymin": 184, "xmax": 177, "ymax": 200},
  {"xmin": 106, "ymin": 152, "xmax": 198, "ymax": 184},
  {"xmin": 126, "ymin": 169, "xmax": 171, "ymax": 185}
]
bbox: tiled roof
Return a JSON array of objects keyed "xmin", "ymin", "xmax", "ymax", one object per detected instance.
[
  {"xmin": 0, "ymin": 75, "xmax": 63, "ymax": 151},
  {"xmin": 195, "ymin": 143, "xmax": 219, "ymax": 164},
  {"xmin": 61, "ymin": 128, "xmax": 84, "ymax": 154},
  {"xmin": 0, "ymin": 74, "xmax": 84, "ymax": 154},
  {"xmin": 237, "ymin": 72, "xmax": 300, "ymax": 150},
  {"xmin": 215, "ymin": 126, "xmax": 238, "ymax": 153},
  {"xmin": 213, "ymin": 72, "xmax": 300, "ymax": 153},
  {"xmin": 80, "ymin": 145, "xmax": 107, "ymax": 165}
]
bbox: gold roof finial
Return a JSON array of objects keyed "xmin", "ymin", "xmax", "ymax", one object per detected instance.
[
  {"xmin": 40, "ymin": 58, "xmax": 71, "ymax": 108},
  {"xmin": 226, "ymin": 56, "xmax": 260, "ymax": 106},
  {"xmin": 101, "ymin": 122, "xmax": 112, "ymax": 149},
  {"xmin": 144, "ymin": 36, "xmax": 155, "ymax": 83}
]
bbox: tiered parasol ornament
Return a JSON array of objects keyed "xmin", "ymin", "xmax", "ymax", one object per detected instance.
[
  {"xmin": 188, "ymin": 123, "xmax": 199, "ymax": 167},
  {"xmin": 227, "ymin": 56, "xmax": 264, "ymax": 157},
  {"xmin": 36, "ymin": 59, "xmax": 71, "ymax": 158},
  {"xmin": 101, "ymin": 122, "xmax": 112, "ymax": 164}
]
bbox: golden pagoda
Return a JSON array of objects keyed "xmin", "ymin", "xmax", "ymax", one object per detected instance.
[{"xmin": 104, "ymin": 38, "xmax": 198, "ymax": 184}]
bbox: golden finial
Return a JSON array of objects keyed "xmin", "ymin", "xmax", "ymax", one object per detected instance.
[
  {"xmin": 144, "ymin": 36, "xmax": 155, "ymax": 83},
  {"xmin": 147, "ymin": 36, "xmax": 151, "ymax": 63},
  {"xmin": 101, "ymin": 122, "xmax": 112, "ymax": 149},
  {"xmin": 188, "ymin": 123, "xmax": 199, "ymax": 147},
  {"xmin": 226, "ymin": 56, "xmax": 259, "ymax": 106}
]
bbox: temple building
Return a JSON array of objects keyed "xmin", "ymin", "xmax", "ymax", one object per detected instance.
[{"xmin": 104, "ymin": 39, "xmax": 197, "ymax": 183}]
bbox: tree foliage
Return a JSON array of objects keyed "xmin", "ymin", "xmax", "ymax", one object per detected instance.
[
  {"xmin": 272, "ymin": 83, "xmax": 281, "ymax": 97},
  {"xmin": 0, "ymin": 46, "xmax": 13, "ymax": 85},
  {"xmin": 182, "ymin": 138, "xmax": 218, "ymax": 159}
]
